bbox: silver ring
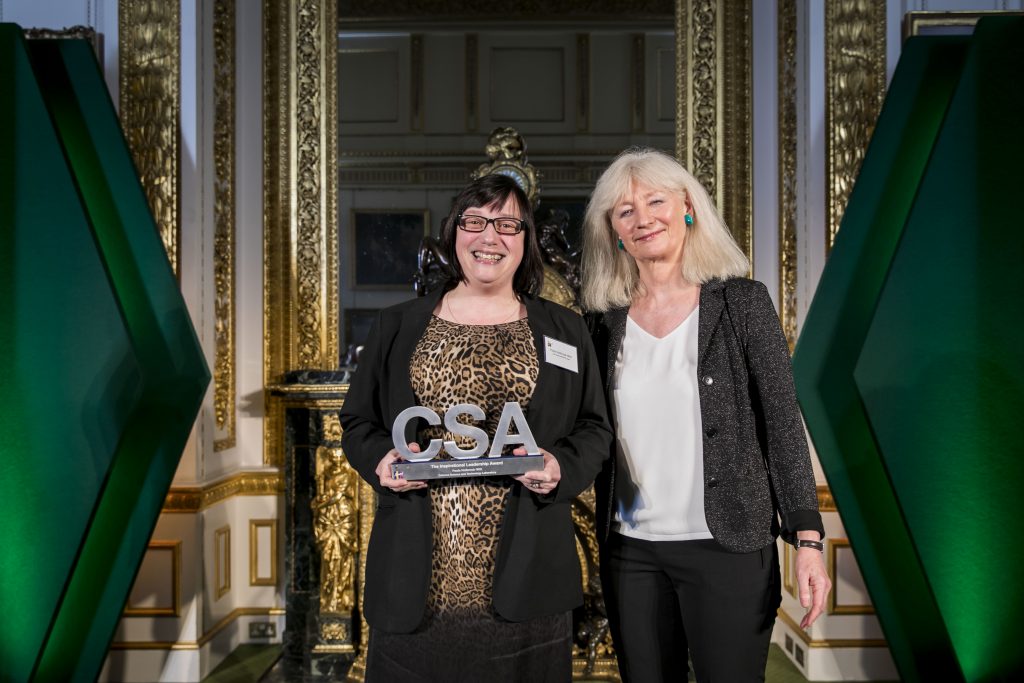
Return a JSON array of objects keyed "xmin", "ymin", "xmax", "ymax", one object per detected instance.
[{"xmin": 533, "ymin": 481, "xmax": 541, "ymax": 488}]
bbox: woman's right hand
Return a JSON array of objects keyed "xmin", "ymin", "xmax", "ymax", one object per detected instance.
[{"xmin": 375, "ymin": 444, "xmax": 429, "ymax": 493}]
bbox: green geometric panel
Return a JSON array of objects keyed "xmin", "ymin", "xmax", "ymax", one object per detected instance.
[
  {"xmin": 795, "ymin": 17, "xmax": 1024, "ymax": 683},
  {"xmin": 0, "ymin": 26, "xmax": 209, "ymax": 682},
  {"xmin": 854, "ymin": 17, "xmax": 1024, "ymax": 682},
  {"xmin": 0, "ymin": 25, "xmax": 141, "ymax": 683}
]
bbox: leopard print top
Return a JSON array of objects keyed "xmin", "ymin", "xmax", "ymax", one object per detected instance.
[{"xmin": 409, "ymin": 315, "xmax": 538, "ymax": 617}]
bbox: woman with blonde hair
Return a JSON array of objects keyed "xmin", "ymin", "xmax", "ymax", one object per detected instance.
[{"xmin": 583, "ymin": 147, "xmax": 830, "ymax": 682}]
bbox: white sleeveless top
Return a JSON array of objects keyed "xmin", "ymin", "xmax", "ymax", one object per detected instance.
[{"xmin": 611, "ymin": 308, "xmax": 712, "ymax": 541}]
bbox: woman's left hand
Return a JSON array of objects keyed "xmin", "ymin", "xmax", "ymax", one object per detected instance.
[
  {"xmin": 512, "ymin": 447, "xmax": 561, "ymax": 495},
  {"xmin": 795, "ymin": 535, "xmax": 833, "ymax": 629}
]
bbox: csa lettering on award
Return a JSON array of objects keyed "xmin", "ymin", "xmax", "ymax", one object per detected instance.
[{"xmin": 389, "ymin": 402, "xmax": 544, "ymax": 480}]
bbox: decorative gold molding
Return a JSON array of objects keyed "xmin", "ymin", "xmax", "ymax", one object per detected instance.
[
  {"xmin": 777, "ymin": 608, "xmax": 887, "ymax": 648},
  {"xmin": 576, "ymin": 33, "xmax": 590, "ymax": 132},
  {"xmin": 339, "ymin": 0, "xmax": 672, "ymax": 21},
  {"xmin": 345, "ymin": 480, "xmax": 377, "ymax": 682},
  {"xmin": 216, "ymin": 524, "xmax": 232, "ymax": 598},
  {"xmin": 109, "ymin": 607, "xmax": 286, "ymax": 650},
  {"xmin": 263, "ymin": 0, "xmax": 287, "ymax": 465},
  {"xmin": 313, "ymin": 440, "xmax": 359, "ymax": 614},
  {"xmin": 902, "ymin": 10, "xmax": 1024, "ymax": 42},
  {"xmin": 264, "ymin": 0, "xmax": 340, "ymax": 464},
  {"xmin": 825, "ymin": 0, "xmax": 886, "ymax": 252},
  {"xmin": 675, "ymin": 0, "xmax": 752, "ymax": 264},
  {"xmin": 817, "ymin": 484, "xmax": 836, "ymax": 512},
  {"xmin": 263, "ymin": 0, "xmax": 340, "ymax": 374},
  {"xmin": 265, "ymin": 389, "xmax": 287, "ymax": 467},
  {"xmin": 215, "ymin": 525, "xmax": 231, "ymax": 600},
  {"xmin": 250, "ymin": 519, "xmax": 278, "ymax": 586},
  {"xmin": 339, "ymin": 148, "xmax": 626, "ymax": 159},
  {"xmin": 213, "ymin": 0, "xmax": 237, "ymax": 452},
  {"xmin": 124, "ymin": 541, "xmax": 182, "ymax": 617},
  {"xmin": 572, "ymin": 658, "xmax": 621, "ymax": 681},
  {"xmin": 22, "ymin": 26, "xmax": 100, "ymax": 55},
  {"xmin": 314, "ymin": 638, "xmax": 355, "ymax": 654},
  {"xmin": 108, "ymin": 641, "xmax": 201, "ymax": 651},
  {"xmin": 162, "ymin": 471, "xmax": 283, "ymax": 513},
  {"xmin": 688, "ymin": 0, "xmax": 717, "ymax": 196},
  {"xmin": 118, "ymin": 0, "xmax": 181, "ymax": 275},
  {"xmin": 778, "ymin": 0, "xmax": 798, "ymax": 350},
  {"xmin": 783, "ymin": 540, "xmax": 797, "ymax": 599},
  {"xmin": 827, "ymin": 538, "xmax": 874, "ymax": 615},
  {"xmin": 673, "ymin": 5, "xmax": 685, "ymax": 154},
  {"xmin": 720, "ymin": 0, "xmax": 751, "ymax": 262}
]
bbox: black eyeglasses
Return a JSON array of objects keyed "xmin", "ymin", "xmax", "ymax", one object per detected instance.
[{"xmin": 457, "ymin": 214, "xmax": 525, "ymax": 235}]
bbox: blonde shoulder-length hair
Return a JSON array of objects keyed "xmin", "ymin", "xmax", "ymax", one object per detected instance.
[{"xmin": 581, "ymin": 147, "xmax": 749, "ymax": 312}]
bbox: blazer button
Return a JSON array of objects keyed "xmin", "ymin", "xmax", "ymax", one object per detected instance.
[
  {"xmin": 705, "ymin": 427, "xmax": 717, "ymax": 438},
  {"xmin": 708, "ymin": 477, "xmax": 718, "ymax": 488},
  {"xmin": 702, "ymin": 375, "xmax": 714, "ymax": 386}
]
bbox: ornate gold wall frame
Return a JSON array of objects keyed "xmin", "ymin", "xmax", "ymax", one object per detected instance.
[
  {"xmin": 902, "ymin": 10, "xmax": 1024, "ymax": 41},
  {"xmin": 123, "ymin": 541, "xmax": 182, "ymax": 617},
  {"xmin": 213, "ymin": 0, "xmax": 237, "ymax": 451},
  {"xmin": 22, "ymin": 25, "xmax": 100, "ymax": 53},
  {"xmin": 264, "ymin": 0, "xmax": 340, "ymax": 465},
  {"xmin": 119, "ymin": 0, "xmax": 181, "ymax": 275},
  {"xmin": 215, "ymin": 525, "xmax": 231, "ymax": 600},
  {"xmin": 827, "ymin": 538, "xmax": 875, "ymax": 615},
  {"xmin": 777, "ymin": 0, "xmax": 798, "ymax": 350},
  {"xmin": 776, "ymin": 608, "xmax": 887, "ymax": 648},
  {"xmin": 825, "ymin": 0, "xmax": 886, "ymax": 253},
  {"xmin": 250, "ymin": 519, "xmax": 278, "ymax": 586},
  {"xmin": 675, "ymin": 0, "xmax": 752, "ymax": 263}
]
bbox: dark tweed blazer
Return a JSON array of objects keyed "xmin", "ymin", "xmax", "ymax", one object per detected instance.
[{"xmin": 591, "ymin": 277, "xmax": 823, "ymax": 553}]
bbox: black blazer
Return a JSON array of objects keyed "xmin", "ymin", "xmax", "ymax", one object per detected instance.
[
  {"xmin": 591, "ymin": 277, "xmax": 823, "ymax": 553},
  {"xmin": 340, "ymin": 290, "xmax": 612, "ymax": 633}
]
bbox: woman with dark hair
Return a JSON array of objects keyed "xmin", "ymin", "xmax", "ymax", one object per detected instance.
[
  {"xmin": 340, "ymin": 174, "xmax": 612, "ymax": 682},
  {"xmin": 583, "ymin": 148, "xmax": 831, "ymax": 682}
]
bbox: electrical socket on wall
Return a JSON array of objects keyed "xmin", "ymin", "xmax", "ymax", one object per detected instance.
[{"xmin": 249, "ymin": 621, "xmax": 276, "ymax": 638}]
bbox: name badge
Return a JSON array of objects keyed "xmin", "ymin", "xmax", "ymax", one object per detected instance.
[{"xmin": 544, "ymin": 336, "xmax": 578, "ymax": 373}]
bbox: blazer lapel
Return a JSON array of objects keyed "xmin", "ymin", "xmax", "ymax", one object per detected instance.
[
  {"xmin": 523, "ymin": 296, "xmax": 556, "ymax": 415},
  {"xmin": 698, "ymin": 279, "xmax": 725, "ymax": 369},
  {"xmin": 393, "ymin": 291, "xmax": 442, "ymax": 411},
  {"xmin": 603, "ymin": 307, "xmax": 628, "ymax": 394}
]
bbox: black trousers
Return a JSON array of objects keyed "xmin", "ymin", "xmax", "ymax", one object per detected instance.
[{"xmin": 604, "ymin": 533, "xmax": 781, "ymax": 683}]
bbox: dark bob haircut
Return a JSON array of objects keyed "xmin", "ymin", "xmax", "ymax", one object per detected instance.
[{"xmin": 439, "ymin": 173, "xmax": 544, "ymax": 297}]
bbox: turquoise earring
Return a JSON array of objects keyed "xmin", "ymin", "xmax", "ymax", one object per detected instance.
[
  {"xmin": 617, "ymin": 238, "xmax": 625, "ymax": 251},
  {"xmin": 684, "ymin": 213, "xmax": 694, "ymax": 226}
]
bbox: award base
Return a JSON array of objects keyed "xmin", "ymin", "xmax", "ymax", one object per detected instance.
[{"xmin": 391, "ymin": 454, "xmax": 544, "ymax": 481}]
